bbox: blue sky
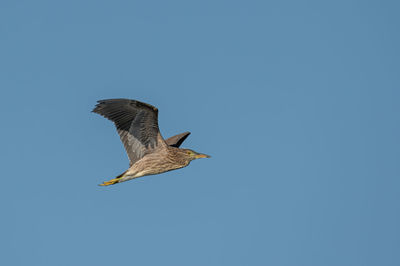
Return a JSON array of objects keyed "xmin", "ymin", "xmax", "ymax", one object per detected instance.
[{"xmin": 1, "ymin": 1, "xmax": 399, "ymax": 265}]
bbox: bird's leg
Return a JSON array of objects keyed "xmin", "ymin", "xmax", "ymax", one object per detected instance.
[
  {"xmin": 98, "ymin": 170, "xmax": 128, "ymax": 186},
  {"xmin": 99, "ymin": 177, "xmax": 120, "ymax": 186}
]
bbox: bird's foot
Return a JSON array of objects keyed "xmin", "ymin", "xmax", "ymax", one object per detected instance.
[{"xmin": 99, "ymin": 178, "xmax": 120, "ymax": 186}]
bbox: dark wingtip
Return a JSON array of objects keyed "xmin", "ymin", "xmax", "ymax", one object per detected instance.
[{"xmin": 166, "ymin": 131, "xmax": 191, "ymax": 147}]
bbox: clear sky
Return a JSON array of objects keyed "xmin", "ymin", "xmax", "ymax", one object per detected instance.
[{"xmin": 1, "ymin": 1, "xmax": 399, "ymax": 265}]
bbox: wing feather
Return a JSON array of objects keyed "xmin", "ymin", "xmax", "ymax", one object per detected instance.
[
  {"xmin": 165, "ymin": 132, "xmax": 191, "ymax": 147},
  {"xmin": 92, "ymin": 98, "xmax": 166, "ymax": 165}
]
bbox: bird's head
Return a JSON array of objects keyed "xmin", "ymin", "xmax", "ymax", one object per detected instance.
[{"xmin": 183, "ymin": 149, "xmax": 211, "ymax": 161}]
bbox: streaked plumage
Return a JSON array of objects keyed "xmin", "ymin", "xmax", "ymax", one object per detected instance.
[{"xmin": 92, "ymin": 98, "xmax": 210, "ymax": 185}]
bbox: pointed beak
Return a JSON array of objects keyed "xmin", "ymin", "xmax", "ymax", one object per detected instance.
[{"xmin": 195, "ymin": 153, "xmax": 211, "ymax": 159}]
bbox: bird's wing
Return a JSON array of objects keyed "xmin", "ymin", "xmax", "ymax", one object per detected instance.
[
  {"xmin": 92, "ymin": 99, "xmax": 166, "ymax": 166},
  {"xmin": 165, "ymin": 132, "xmax": 191, "ymax": 148}
]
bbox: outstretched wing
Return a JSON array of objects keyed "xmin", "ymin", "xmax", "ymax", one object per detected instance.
[
  {"xmin": 165, "ymin": 132, "xmax": 191, "ymax": 147},
  {"xmin": 92, "ymin": 99, "xmax": 166, "ymax": 166}
]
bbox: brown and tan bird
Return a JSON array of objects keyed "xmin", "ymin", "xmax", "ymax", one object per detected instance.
[{"xmin": 92, "ymin": 99, "xmax": 210, "ymax": 186}]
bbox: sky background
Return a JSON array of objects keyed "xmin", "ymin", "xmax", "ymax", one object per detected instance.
[{"xmin": 1, "ymin": 1, "xmax": 399, "ymax": 265}]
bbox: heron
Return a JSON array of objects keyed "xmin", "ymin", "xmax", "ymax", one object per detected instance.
[{"xmin": 92, "ymin": 98, "xmax": 210, "ymax": 186}]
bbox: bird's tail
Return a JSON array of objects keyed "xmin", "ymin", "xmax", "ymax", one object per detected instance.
[{"xmin": 99, "ymin": 170, "xmax": 127, "ymax": 186}]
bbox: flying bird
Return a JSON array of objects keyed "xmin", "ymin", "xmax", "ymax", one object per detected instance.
[{"xmin": 92, "ymin": 98, "xmax": 210, "ymax": 186}]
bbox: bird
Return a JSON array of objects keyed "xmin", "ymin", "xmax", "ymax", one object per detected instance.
[{"xmin": 92, "ymin": 98, "xmax": 210, "ymax": 186}]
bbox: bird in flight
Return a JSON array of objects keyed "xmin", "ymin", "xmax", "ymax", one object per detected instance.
[{"xmin": 92, "ymin": 99, "xmax": 210, "ymax": 186}]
